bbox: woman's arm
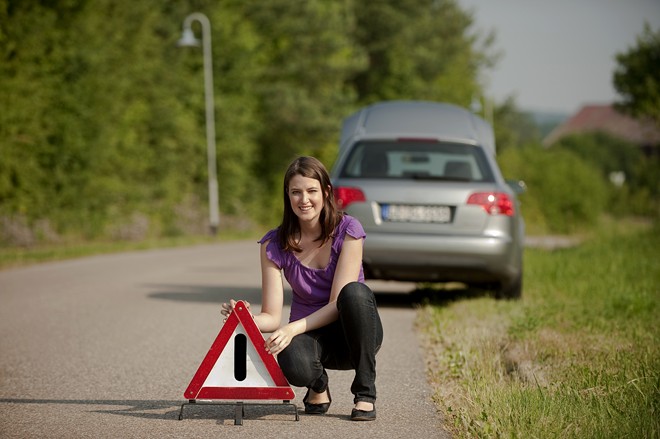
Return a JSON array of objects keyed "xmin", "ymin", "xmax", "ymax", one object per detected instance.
[
  {"xmin": 221, "ymin": 241, "xmax": 284, "ymax": 332},
  {"xmin": 329, "ymin": 234, "xmax": 363, "ymax": 301},
  {"xmin": 265, "ymin": 235, "xmax": 364, "ymax": 354},
  {"xmin": 253, "ymin": 241, "xmax": 285, "ymax": 332}
]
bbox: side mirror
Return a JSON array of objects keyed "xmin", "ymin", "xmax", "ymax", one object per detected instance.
[{"xmin": 506, "ymin": 179, "xmax": 527, "ymax": 195}]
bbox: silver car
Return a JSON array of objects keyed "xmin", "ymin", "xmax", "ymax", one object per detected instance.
[{"xmin": 331, "ymin": 101, "xmax": 524, "ymax": 299}]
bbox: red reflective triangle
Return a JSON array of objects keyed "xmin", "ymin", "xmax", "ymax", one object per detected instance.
[{"xmin": 184, "ymin": 300, "xmax": 295, "ymax": 401}]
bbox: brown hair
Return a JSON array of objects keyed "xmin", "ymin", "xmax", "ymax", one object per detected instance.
[{"xmin": 279, "ymin": 156, "xmax": 341, "ymax": 252}]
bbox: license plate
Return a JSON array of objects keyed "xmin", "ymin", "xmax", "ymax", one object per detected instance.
[{"xmin": 381, "ymin": 204, "xmax": 451, "ymax": 223}]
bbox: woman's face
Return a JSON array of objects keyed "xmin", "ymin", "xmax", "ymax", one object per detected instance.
[{"xmin": 287, "ymin": 174, "xmax": 326, "ymax": 224}]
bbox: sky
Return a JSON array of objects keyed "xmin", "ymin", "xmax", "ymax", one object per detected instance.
[{"xmin": 457, "ymin": 0, "xmax": 660, "ymax": 115}]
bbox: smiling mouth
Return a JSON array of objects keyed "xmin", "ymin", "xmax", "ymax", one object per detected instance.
[{"xmin": 299, "ymin": 205, "xmax": 313, "ymax": 212}]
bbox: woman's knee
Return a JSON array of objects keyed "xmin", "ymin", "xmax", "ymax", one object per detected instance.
[
  {"xmin": 277, "ymin": 338, "xmax": 318, "ymax": 387},
  {"xmin": 337, "ymin": 281, "xmax": 375, "ymax": 309}
]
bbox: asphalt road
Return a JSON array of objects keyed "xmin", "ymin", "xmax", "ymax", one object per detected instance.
[{"xmin": 0, "ymin": 241, "xmax": 449, "ymax": 438}]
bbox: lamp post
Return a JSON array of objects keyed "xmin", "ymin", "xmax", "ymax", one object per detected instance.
[{"xmin": 178, "ymin": 12, "xmax": 220, "ymax": 235}]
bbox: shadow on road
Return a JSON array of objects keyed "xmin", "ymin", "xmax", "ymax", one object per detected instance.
[
  {"xmin": 0, "ymin": 398, "xmax": 182, "ymax": 420},
  {"xmin": 145, "ymin": 284, "xmax": 263, "ymax": 305},
  {"xmin": 373, "ymin": 286, "xmax": 492, "ymax": 308},
  {"xmin": 145, "ymin": 283, "xmax": 492, "ymax": 309},
  {"xmin": 0, "ymin": 398, "xmax": 300, "ymax": 423}
]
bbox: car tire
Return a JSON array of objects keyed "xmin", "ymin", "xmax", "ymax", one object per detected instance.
[{"xmin": 496, "ymin": 273, "xmax": 522, "ymax": 300}]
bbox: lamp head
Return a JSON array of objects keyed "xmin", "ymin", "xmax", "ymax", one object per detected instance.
[{"xmin": 177, "ymin": 28, "xmax": 200, "ymax": 47}]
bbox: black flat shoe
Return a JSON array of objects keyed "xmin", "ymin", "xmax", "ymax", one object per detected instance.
[
  {"xmin": 351, "ymin": 405, "xmax": 376, "ymax": 421},
  {"xmin": 303, "ymin": 387, "xmax": 331, "ymax": 415}
]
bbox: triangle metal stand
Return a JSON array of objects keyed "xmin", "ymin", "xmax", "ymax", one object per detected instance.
[{"xmin": 179, "ymin": 399, "xmax": 299, "ymax": 425}]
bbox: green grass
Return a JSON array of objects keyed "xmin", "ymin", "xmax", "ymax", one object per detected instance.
[
  {"xmin": 419, "ymin": 220, "xmax": 660, "ymax": 438},
  {"xmin": 0, "ymin": 229, "xmax": 260, "ymax": 271}
]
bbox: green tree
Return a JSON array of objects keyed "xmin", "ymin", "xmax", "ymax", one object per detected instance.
[
  {"xmin": 555, "ymin": 132, "xmax": 657, "ymax": 217},
  {"xmin": 498, "ymin": 146, "xmax": 608, "ymax": 234},
  {"xmin": 613, "ymin": 23, "xmax": 660, "ymax": 125},
  {"xmin": 352, "ymin": 0, "xmax": 492, "ymax": 107},
  {"xmin": 238, "ymin": 0, "xmax": 367, "ymax": 222},
  {"xmin": 0, "ymin": 0, "xmax": 502, "ymax": 244},
  {"xmin": 0, "ymin": 0, "xmax": 213, "ymax": 239},
  {"xmin": 491, "ymin": 97, "xmax": 540, "ymax": 151},
  {"xmin": 0, "ymin": 1, "xmax": 86, "ymax": 232},
  {"xmin": 554, "ymin": 132, "xmax": 642, "ymax": 182}
]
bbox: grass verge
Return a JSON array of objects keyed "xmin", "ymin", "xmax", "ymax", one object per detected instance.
[{"xmin": 419, "ymin": 220, "xmax": 659, "ymax": 438}]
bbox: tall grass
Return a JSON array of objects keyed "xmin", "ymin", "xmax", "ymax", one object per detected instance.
[{"xmin": 420, "ymin": 220, "xmax": 659, "ymax": 438}]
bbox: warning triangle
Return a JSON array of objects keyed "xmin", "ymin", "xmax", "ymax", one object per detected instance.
[{"xmin": 184, "ymin": 300, "xmax": 295, "ymax": 401}]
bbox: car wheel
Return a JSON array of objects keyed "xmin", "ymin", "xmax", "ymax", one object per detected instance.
[{"xmin": 496, "ymin": 273, "xmax": 522, "ymax": 300}]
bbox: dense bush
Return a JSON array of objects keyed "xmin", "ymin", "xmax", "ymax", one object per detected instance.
[
  {"xmin": 554, "ymin": 132, "xmax": 659, "ymax": 218},
  {"xmin": 498, "ymin": 146, "xmax": 609, "ymax": 234},
  {"xmin": 0, "ymin": 0, "xmax": 489, "ymax": 246}
]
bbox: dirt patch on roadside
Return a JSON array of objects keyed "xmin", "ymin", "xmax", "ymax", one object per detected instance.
[
  {"xmin": 500, "ymin": 341, "xmax": 549, "ymax": 387},
  {"xmin": 415, "ymin": 302, "xmax": 553, "ymax": 432}
]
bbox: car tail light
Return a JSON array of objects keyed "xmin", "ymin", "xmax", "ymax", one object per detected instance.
[
  {"xmin": 334, "ymin": 187, "xmax": 366, "ymax": 209},
  {"xmin": 467, "ymin": 192, "xmax": 515, "ymax": 216}
]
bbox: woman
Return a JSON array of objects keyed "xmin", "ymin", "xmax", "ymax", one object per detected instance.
[{"xmin": 221, "ymin": 156, "xmax": 383, "ymax": 421}]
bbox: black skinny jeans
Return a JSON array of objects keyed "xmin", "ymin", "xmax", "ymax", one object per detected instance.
[{"xmin": 277, "ymin": 282, "xmax": 384, "ymax": 404}]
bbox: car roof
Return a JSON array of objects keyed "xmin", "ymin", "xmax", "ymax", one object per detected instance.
[{"xmin": 339, "ymin": 100, "xmax": 495, "ymax": 155}]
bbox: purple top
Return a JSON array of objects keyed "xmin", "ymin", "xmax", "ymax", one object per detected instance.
[{"xmin": 258, "ymin": 215, "xmax": 366, "ymax": 322}]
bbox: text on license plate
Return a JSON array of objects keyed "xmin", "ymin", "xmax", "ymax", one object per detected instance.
[{"xmin": 381, "ymin": 204, "xmax": 451, "ymax": 223}]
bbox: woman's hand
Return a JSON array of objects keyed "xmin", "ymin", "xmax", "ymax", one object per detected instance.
[
  {"xmin": 220, "ymin": 299, "xmax": 251, "ymax": 322},
  {"xmin": 264, "ymin": 324, "xmax": 298, "ymax": 355}
]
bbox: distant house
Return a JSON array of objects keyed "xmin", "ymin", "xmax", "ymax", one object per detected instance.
[{"xmin": 543, "ymin": 104, "xmax": 660, "ymax": 156}]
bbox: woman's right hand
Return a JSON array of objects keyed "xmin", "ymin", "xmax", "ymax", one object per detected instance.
[
  {"xmin": 264, "ymin": 323, "xmax": 298, "ymax": 355},
  {"xmin": 220, "ymin": 299, "xmax": 250, "ymax": 322}
]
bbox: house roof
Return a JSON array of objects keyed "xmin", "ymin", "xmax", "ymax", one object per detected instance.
[{"xmin": 543, "ymin": 104, "xmax": 660, "ymax": 147}]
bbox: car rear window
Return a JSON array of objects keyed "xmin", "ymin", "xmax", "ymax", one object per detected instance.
[{"xmin": 339, "ymin": 140, "xmax": 495, "ymax": 182}]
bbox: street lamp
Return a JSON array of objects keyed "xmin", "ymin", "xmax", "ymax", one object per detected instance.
[{"xmin": 178, "ymin": 12, "xmax": 220, "ymax": 235}]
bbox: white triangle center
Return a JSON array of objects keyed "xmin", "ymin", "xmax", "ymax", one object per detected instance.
[{"xmin": 201, "ymin": 325, "xmax": 276, "ymax": 388}]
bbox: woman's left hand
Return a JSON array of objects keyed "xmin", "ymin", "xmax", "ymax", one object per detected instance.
[{"xmin": 265, "ymin": 325, "xmax": 296, "ymax": 355}]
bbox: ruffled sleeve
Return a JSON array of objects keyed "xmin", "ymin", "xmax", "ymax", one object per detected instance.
[
  {"xmin": 344, "ymin": 215, "xmax": 366, "ymax": 241},
  {"xmin": 332, "ymin": 215, "xmax": 366, "ymax": 253},
  {"xmin": 258, "ymin": 228, "xmax": 284, "ymax": 269}
]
